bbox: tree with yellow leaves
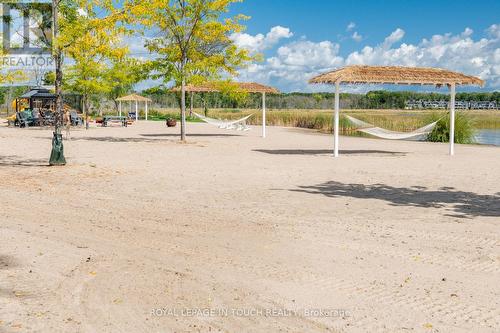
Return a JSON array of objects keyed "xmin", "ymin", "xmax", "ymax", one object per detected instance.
[
  {"xmin": 129, "ymin": 0, "xmax": 253, "ymax": 141},
  {"xmin": 63, "ymin": 5, "xmax": 129, "ymax": 122},
  {"xmin": 47, "ymin": 0, "xmax": 129, "ymax": 164}
]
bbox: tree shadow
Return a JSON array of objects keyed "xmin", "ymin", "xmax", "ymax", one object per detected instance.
[
  {"xmin": 0, "ymin": 155, "xmax": 47, "ymax": 167},
  {"xmin": 0, "ymin": 255, "xmax": 18, "ymax": 300},
  {"xmin": 141, "ymin": 133, "xmax": 241, "ymax": 138},
  {"xmin": 69, "ymin": 136, "xmax": 174, "ymax": 143},
  {"xmin": 290, "ymin": 181, "xmax": 500, "ymax": 218},
  {"xmin": 65, "ymin": 134, "xmax": 240, "ymax": 143},
  {"xmin": 0, "ymin": 255, "xmax": 17, "ymax": 270},
  {"xmin": 254, "ymin": 149, "xmax": 406, "ymax": 156}
]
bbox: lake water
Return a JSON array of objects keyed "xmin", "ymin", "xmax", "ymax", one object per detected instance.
[{"xmin": 476, "ymin": 129, "xmax": 500, "ymax": 146}]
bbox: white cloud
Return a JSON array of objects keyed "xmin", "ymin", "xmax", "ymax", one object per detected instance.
[
  {"xmin": 346, "ymin": 26, "xmax": 499, "ymax": 88},
  {"xmin": 351, "ymin": 31, "xmax": 363, "ymax": 42},
  {"xmin": 487, "ymin": 24, "xmax": 500, "ymax": 39},
  {"xmin": 238, "ymin": 25, "xmax": 500, "ymax": 91},
  {"xmin": 382, "ymin": 28, "xmax": 405, "ymax": 48},
  {"xmin": 346, "ymin": 22, "xmax": 356, "ymax": 32},
  {"xmin": 237, "ymin": 39, "xmax": 343, "ymax": 92},
  {"xmin": 230, "ymin": 26, "xmax": 293, "ymax": 53}
]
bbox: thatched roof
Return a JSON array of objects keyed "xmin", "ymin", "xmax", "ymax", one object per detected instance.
[
  {"xmin": 309, "ymin": 65, "xmax": 484, "ymax": 86},
  {"xmin": 236, "ymin": 82, "xmax": 280, "ymax": 94},
  {"xmin": 116, "ymin": 93, "xmax": 152, "ymax": 102},
  {"xmin": 173, "ymin": 82, "xmax": 279, "ymax": 94}
]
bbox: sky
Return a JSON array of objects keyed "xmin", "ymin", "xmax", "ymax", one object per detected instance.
[{"xmin": 219, "ymin": 0, "xmax": 500, "ymax": 93}]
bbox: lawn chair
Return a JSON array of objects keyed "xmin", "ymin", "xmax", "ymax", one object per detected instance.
[
  {"xmin": 16, "ymin": 111, "xmax": 34, "ymax": 128},
  {"xmin": 32, "ymin": 109, "xmax": 42, "ymax": 126},
  {"xmin": 70, "ymin": 111, "xmax": 83, "ymax": 126}
]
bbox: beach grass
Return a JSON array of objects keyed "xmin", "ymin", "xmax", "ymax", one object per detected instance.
[{"xmin": 147, "ymin": 108, "xmax": 500, "ymax": 134}]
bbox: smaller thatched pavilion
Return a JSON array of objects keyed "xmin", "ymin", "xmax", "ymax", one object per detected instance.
[
  {"xmin": 309, "ymin": 65, "xmax": 484, "ymax": 157},
  {"xmin": 116, "ymin": 94, "xmax": 152, "ymax": 121},
  {"xmin": 174, "ymin": 82, "xmax": 279, "ymax": 138}
]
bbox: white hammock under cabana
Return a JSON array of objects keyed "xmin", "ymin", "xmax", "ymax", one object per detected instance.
[
  {"xmin": 309, "ymin": 66, "xmax": 485, "ymax": 157},
  {"xmin": 193, "ymin": 111, "xmax": 253, "ymax": 131},
  {"xmin": 172, "ymin": 82, "xmax": 279, "ymax": 138},
  {"xmin": 345, "ymin": 115, "xmax": 439, "ymax": 141}
]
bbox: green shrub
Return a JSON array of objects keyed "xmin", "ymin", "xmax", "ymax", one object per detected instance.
[{"xmin": 427, "ymin": 112, "xmax": 476, "ymax": 144}]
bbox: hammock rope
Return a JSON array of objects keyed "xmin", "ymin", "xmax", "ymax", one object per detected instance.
[{"xmin": 345, "ymin": 115, "xmax": 439, "ymax": 140}]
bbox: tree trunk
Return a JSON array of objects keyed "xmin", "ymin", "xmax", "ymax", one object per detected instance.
[
  {"xmin": 82, "ymin": 95, "xmax": 90, "ymax": 130},
  {"xmin": 189, "ymin": 92, "xmax": 193, "ymax": 117},
  {"xmin": 6, "ymin": 87, "xmax": 13, "ymax": 117},
  {"xmin": 49, "ymin": 0, "xmax": 66, "ymax": 165},
  {"xmin": 180, "ymin": 77, "xmax": 186, "ymax": 141}
]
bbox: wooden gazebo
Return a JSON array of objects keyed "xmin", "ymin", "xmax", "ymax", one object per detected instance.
[
  {"xmin": 174, "ymin": 82, "xmax": 279, "ymax": 138},
  {"xmin": 116, "ymin": 94, "xmax": 152, "ymax": 121},
  {"xmin": 16, "ymin": 87, "xmax": 56, "ymax": 112},
  {"xmin": 309, "ymin": 65, "xmax": 484, "ymax": 157}
]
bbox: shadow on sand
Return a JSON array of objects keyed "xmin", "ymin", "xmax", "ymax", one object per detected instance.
[
  {"xmin": 0, "ymin": 255, "xmax": 17, "ymax": 270},
  {"xmin": 141, "ymin": 133, "xmax": 241, "ymax": 138},
  {"xmin": 291, "ymin": 181, "xmax": 500, "ymax": 218},
  {"xmin": 0, "ymin": 254, "xmax": 18, "ymax": 299},
  {"xmin": 61, "ymin": 133, "xmax": 240, "ymax": 143},
  {"xmin": 254, "ymin": 149, "xmax": 406, "ymax": 156},
  {"xmin": 67, "ymin": 136, "xmax": 173, "ymax": 143},
  {"xmin": 0, "ymin": 155, "xmax": 47, "ymax": 167}
]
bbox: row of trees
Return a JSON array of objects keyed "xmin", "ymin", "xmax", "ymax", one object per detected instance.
[
  {"xmin": 141, "ymin": 88, "xmax": 500, "ymax": 110},
  {"xmin": 5, "ymin": 86, "xmax": 498, "ymax": 114}
]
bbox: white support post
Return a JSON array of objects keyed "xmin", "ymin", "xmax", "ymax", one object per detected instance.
[
  {"xmin": 135, "ymin": 100, "xmax": 138, "ymax": 121},
  {"xmin": 119, "ymin": 100, "xmax": 122, "ymax": 117},
  {"xmin": 334, "ymin": 80, "xmax": 340, "ymax": 157},
  {"xmin": 449, "ymin": 83, "xmax": 456, "ymax": 156},
  {"xmin": 145, "ymin": 101, "xmax": 148, "ymax": 121},
  {"xmin": 262, "ymin": 92, "xmax": 266, "ymax": 138}
]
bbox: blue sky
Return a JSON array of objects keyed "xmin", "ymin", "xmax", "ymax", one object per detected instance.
[
  {"xmin": 230, "ymin": 0, "xmax": 500, "ymax": 54},
  {"xmin": 222, "ymin": 0, "xmax": 500, "ymax": 92}
]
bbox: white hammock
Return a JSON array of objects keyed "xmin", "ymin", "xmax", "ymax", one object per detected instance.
[
  {"xmin": 345, "ymin": 115, "xmax": 438, "ymax": 140},
  {"xmin": 193, "ymin": 111, "xmax": 253, "ymax": 131}
]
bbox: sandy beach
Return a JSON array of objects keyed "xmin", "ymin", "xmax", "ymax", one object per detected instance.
[{"xmin": 1, "ymin": 121, "xmax": 499, "ymax": 333}]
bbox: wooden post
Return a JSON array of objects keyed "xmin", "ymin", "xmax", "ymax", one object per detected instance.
[
  {"xmin": 119, "ymin": 100, "xmax": 121, "ymax": 117},
  {"xmin": 334, "ymin": 80, "xmax": 340, "ymax": 157},
  {"xmin": 449, "ymin": 83, "xmax": 456, "ymax": 156},
  {"xmin": 262, "ymin": 92, "xmax": 266, "ymax": 138},
  {"xmin": 145, "ymin": 101, "xmax": 148, "ymax": 121}
]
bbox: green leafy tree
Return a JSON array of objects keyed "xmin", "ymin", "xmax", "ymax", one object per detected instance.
[
  {"xmin": 42, "ymin": 0, "xmax": 129, "ymax": 163},
  {"xmin": 62, "ymin": 1, "xmax": 130, "ymax": 119},
  {"xmin": 130, "ymin": 0, "xmax": 253, "ymax": 141},
  {"xmin": 104, "ymin": 57, "xmax": 147, "ymax": 111}
]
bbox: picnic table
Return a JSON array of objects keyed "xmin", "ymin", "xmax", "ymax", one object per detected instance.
[{"xmin": 102, "ymin": 115, "xmax": 127, "ymax": 127}]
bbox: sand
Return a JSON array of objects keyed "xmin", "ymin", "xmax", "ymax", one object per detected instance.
[{"xmin": 0, "ymin": 120, "xmax": 499, "ymax": 333}]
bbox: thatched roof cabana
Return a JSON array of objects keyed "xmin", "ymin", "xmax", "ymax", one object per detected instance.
[
  {"xmin": 173, "ymin": 82, "xmax": 279, "ymax": 138},
  {"xmin": 173, "ymin": 82, "xmax": 279, "ymax": 94},
  {"xmin": 309, "ymin": 65, "xmax": 484, "ymax": 157},
  {"xmin": 309, "ymin": 65, "xmax": 485, "ymax": 86},
  {"xmin": 116, "ymin": 93, "xmax": 152, "ymax": 102}
]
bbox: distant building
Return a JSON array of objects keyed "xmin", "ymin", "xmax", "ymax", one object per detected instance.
[{"xmin": 405, "ymin": 100, "xmax": 498, "ymax": 110}]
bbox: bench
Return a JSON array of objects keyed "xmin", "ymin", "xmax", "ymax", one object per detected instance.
[{"xmin": 102, "ymin": 115, "xmax": 127, "ymax": 127}]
